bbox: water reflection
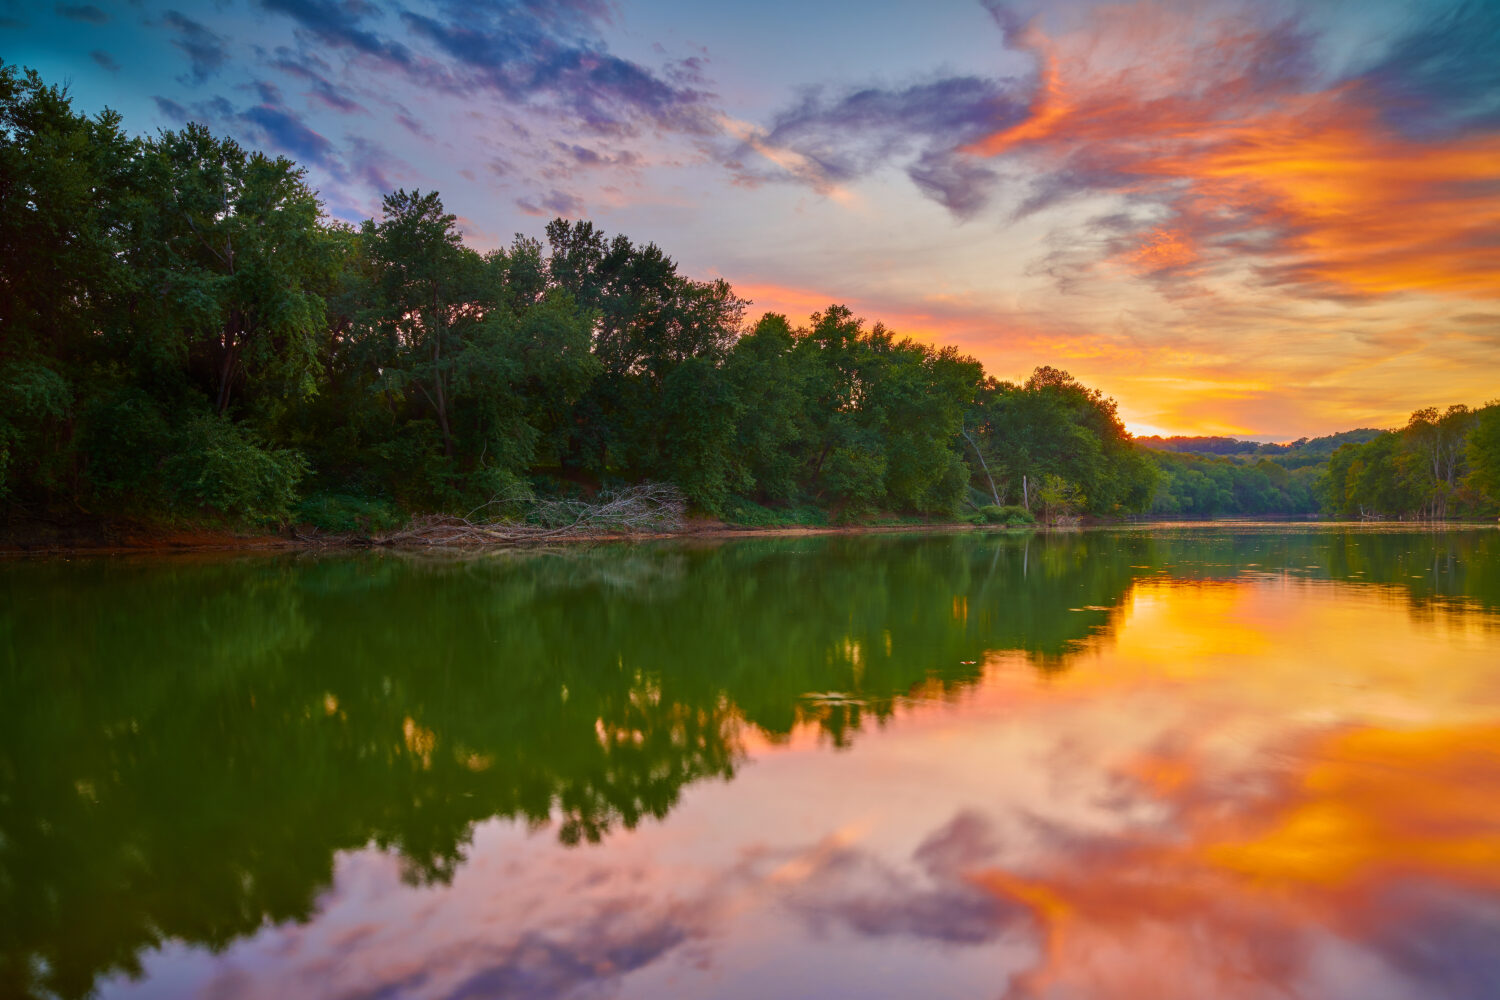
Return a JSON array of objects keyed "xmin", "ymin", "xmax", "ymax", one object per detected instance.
[{"xmin": 1, "ymin": 527, "xmax": 1498, "ymax": 999}]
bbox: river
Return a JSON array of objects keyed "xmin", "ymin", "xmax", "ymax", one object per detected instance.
[{"xmin": 3, "ymin": 525, "xmax": 1498, "ymax": 999}]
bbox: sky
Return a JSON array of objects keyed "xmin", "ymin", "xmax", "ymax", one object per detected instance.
[{"xmin": 4, "ymin": 0, "xmax": 1498, "ymax": 439}]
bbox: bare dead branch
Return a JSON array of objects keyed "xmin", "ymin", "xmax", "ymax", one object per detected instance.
[{"xmin": 378, "ymin": 482, "xmax": 686, "ymax": 547}]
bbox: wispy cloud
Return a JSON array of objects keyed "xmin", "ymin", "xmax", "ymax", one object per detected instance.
[
  {"xmin": 162, "ymin": 9, "xmax": 229, "ymax": 85},
  {"xmin": 265, "ymin": 46, "xmax": 368, "ymax": 114},
  {"xmin": 56, "ymin": 3, "xmax": 108, "ymax": 24},
  {"xmin": 241, "ymin": 102, "xmax": 333, "ymax": 165},
  {"xmin": 258, "ymin": 0, "xmax": 417, "ymax": 69},
  {"xmin": 746, "ymin": 77, "xmax": 1023, "ymax": 217},
  {"xmin": 255, "ymin": 0, "xmax": 717, "ymax": 138},
  {"xmin": 516, "ymin": 188, "xmax": 585, "ymax": 217}
]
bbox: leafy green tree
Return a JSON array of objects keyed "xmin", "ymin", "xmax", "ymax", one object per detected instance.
[
  {"xmin": 1403, "ymin": 405, "xmax": 1475, "ymax": 518},
  {"xmin": 1036, "ymin": 472, "xmax": 1085, "ymax": 522},
  {"xmin": 1463, "ymin": 403, "xmax": 1500, "ymax": 507},
  {"xmin": 967, "ymin": 367, "xmax": 1154, "ymax": 517},
  {"xmin": 124, "ymin": 125, "xmax": 333, "ymax": 419},
  {"xmin": 542, "ymin": 219, "xmax": 745, "ymax": 504},
  {"xmin": 361, "ymin": 189, "xmax": 486, "ymax": 460},
  {"xmin": 322, "ymin": 197, "xmax": 598, "ymax": 506},
  {"xmin": 723, "ymin": 314, "xmax": 809, "ymax": 502},
  {"xmin": 0, "ymin": 64, "xmax": 134, "ymax": 503}
]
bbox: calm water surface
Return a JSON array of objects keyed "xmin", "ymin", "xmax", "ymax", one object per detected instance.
[{"xmin": 3, "ymin": 526, "xmax": 1499, "ymax": 1000}]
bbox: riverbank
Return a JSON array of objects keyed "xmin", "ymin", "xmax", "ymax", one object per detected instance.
[{"xmin": 0, "ymin": 513, "xmax": 1003, "ymax": 557}]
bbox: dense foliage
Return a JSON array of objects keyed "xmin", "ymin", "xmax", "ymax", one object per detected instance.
[{"xmin": 1, "ymin": 66, "xmax": 1164, "ymax": 528}]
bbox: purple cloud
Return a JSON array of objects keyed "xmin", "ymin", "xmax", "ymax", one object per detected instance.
[
  {"xmin": 258, "ymin": 0, "xmax": 416, "ymax": 68},
  {"xmin": 241, "ymin": 104, "xmax": 334, "ymax": 165},
  {"xmin": 152, "ymin": 95, "xmax": 189, "ymax": 121},
  {"xmin": 1352, "ymin": 0, "xmax": 1500, "ymax": 140},
  {"xmin": 57, "ymin": 3, "xmax": 108, "ymax": 23},
  {"xmin": 264, "ymin": 47, "xmax": 367, "ymax": 114},
  {"xmin": 162, "ymin": 9, "xmax": 229, "ymax": 84},
  {"xmin": 750, "ymin": 75, "xmax": 1027, "ymax": 218},
  {"xmin": 516, "ymin": 189, "xmax": 584, "ymax": 217},
  {"xmin": 397, "ymin": 3, "xmax": 715, "ymax": 136}
]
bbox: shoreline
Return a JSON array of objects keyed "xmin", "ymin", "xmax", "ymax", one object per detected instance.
[
  {"xmin": 0, "ymin": 518, "xmax": 992, "ymax": 558},
  {"xmin": 5, "ymin": 515, "xmax": 1493, "ymax": 559}
]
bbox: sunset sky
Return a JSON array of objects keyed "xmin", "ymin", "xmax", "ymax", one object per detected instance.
[{"xmin": 5, "ymin": 0, "xmax": 1498, "ymax": 438}]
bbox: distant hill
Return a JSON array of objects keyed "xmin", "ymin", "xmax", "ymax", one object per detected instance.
[{"xmin": 1136, "ymin": 429, "xmax": 1387, "ymax": 469}]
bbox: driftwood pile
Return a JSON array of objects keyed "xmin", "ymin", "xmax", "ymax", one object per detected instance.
[{"xmin": 379, "ymin": 482, "xmax": 687, "ymax": 546}]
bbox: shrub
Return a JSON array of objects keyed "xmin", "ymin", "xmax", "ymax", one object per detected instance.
[
  {"xmin": 823, "ymin": 445, "xmax": 887, "ymax": 515},
  {"xmin": 294, "ymin": 492, "xmax": 405, "ymax": 534},
  {"xmin": 999, "ymin": 504, "xmax": 1036, "ymax": 526},
  {"xmin": 163, "ymin": 415, "xmax": 308, "ymax": 523},
  {"xmin": 725, "ymin": 497, "xmax": 829, "ymax": 527},
  {"xmin": 975, "ymin": 504, "xmax": 1035, "ymax": 526}
]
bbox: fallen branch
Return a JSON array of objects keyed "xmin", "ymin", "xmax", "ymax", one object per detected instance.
[{"xmin": 379, "ymin": 482, "xmax": 687, "ymax": 547}]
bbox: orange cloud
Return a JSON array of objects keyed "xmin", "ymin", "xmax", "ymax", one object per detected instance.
[
  {"xmin": 1119, "ymin": 226, "xmax": 1199, "ymax": 274},
  {"xmin": 965, "ymin": 3, "xmax": 1500, "ymax": 300},
  {"xmin": 733, "ymin": 280, "xmax": 1139, "ymax": 364}
]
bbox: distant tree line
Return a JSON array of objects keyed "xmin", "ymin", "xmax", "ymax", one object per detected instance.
[
  {"xmin": 1147, "ymin": 451, "xmax": 1320, "ymax": 517},
  {"xmin": 1140, "ymin": 430, "xmax": 1385, "ymax": 517},
  {"xmin": 1138, "ymin": 429, "xmax": 1385, "ymax": 468},
  {"xmin": 1140, "ymin": 411, "xmax": 1500, "ymax": 520},
  {"xmin": 3, "ymin": 65, "xmax": 1496, "ymax": 528}
]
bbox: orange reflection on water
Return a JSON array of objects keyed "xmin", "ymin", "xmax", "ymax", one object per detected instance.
[
  {"xmin": 1207, "ymin": 724, "xmax": 1500, "ymax": 890},
  {"xmin": 942, "ymin": 580, "xmax": 1500, "ymax": 999},
  {"xmin": 967, "ymin": 720, "xmax": 1500, "ymax": 999}
]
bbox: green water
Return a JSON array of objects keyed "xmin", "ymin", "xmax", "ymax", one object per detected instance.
[{"xmin": 3, "ymin": 526, "xmax": 1499, "ymax": 1000}]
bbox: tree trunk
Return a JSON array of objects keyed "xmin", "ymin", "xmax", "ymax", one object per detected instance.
[
  {"xmin": 961, "ymin": 428, "xmax": 1000, "ymax": 506},
  {"xmin": 431, "ymin": 322, "xmax": 453, "ymax": 458},
  {"xmin": 216, "ymin": 334, "xmax": 239, "ymax": 415}
]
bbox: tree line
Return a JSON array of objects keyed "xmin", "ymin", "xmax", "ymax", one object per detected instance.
[
  {"xmin": 1145, "ymin": 418, "xmax": 1500, "ymax": 520},
  {"xmin": 1140, "ymin": 431, "xmax": 1376, "ymax": 517},
  {"xmin": 3, "ymin": 64, "xmax": 1496, "ymax": 528},
  {"xmin": 0, "ymin": 65, "xmax": 1158, "ymax": 529}
]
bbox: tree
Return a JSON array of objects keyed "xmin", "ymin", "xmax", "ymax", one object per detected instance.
[
  {"xmin": 362, "ymin": 189, "xmax": 484, "ymax": 460},
  {"xmin": 126, "ymin": 125, "xmax": 332, "ymax": 418},
  {"xmin": 542, "ymin": 219, "xmax": 745, "ymax": 488},
  {"xmin": 0, "ymin": 64, "xmax": 134, "ymax": 502},
  {"xmin": 966, "ymin": 367, "xmax": 1154, "ymax": 517},
  {"xmin": 1465, "ymin": 403, "xmax": 1500, "ymax": 506},
  {"xmin": 723, "ymin": 313, "xmax": 809, "ymax": 502}
]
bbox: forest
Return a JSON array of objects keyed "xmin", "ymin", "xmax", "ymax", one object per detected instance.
[{"xmin": 2, "ymin": 64, "xmax": 1497, "ymax": 531}]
